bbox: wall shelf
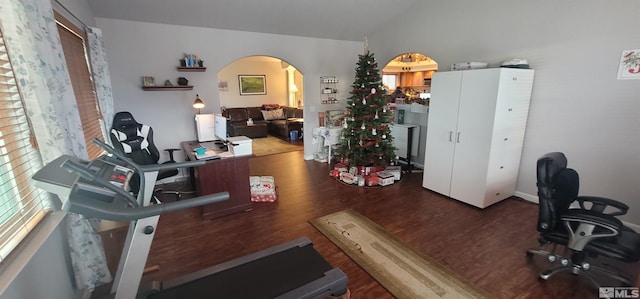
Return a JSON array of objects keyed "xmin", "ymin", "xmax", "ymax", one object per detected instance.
[
  {"xmin": 177, "ymin": 67, "xmax": 206, "ymax": 72},
  {"xmin": 320, "ymin": 76, "xmax": 339, "ymax": 104},
  {"xmin": 142, "ymin": 86, "xmax": 193, "ymax": 91}
]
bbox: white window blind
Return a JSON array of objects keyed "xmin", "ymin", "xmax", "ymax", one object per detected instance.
[{"xmin": 0, "ymin": 27, "xmax": 52, "ymax": 262}]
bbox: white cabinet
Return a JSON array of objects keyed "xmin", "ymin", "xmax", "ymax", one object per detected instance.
[{"xmin": 422, "ymin": 68, "xmax": 534, "ymax": 208}]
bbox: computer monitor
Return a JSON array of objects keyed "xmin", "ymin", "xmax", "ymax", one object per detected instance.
[{"xmin": 214, "ymin": 114, "xmax": 227, "ymax": 143}]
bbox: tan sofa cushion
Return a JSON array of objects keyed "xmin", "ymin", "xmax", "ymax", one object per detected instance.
[{"xmin": 261, "ymin": 109, "xmax": 284, "ymax": 120}]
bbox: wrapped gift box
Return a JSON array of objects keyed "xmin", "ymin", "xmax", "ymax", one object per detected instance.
[
  {"xmin": 340, "ymin": 172, "xmax": 357, "ymax": 184},
  {"xmin": 385, "ymin": 166, "xmax": 402, "ymax": 180},
  {"xmin": 365, "ymin": 175, "xmax": 378, "ymax": 187},
  {"xmin": 357, "ymin": 165, "xmax": 385, "ymax": 176},
  {"xmin": 250, "ymin": 176, "xmax": 277, "ymax": 202},
  {"xmin": 377, "ymin": 171, "xmax": 395, "ymax": 186}
]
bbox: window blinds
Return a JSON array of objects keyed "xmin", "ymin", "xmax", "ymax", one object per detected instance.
[
  {"xmin": 56, "ymin": 14, "xmax": 105, "ymax": 159},
  {"xmin": 0, "ymin": 28, "xmax": 51, "ymax": 263}
]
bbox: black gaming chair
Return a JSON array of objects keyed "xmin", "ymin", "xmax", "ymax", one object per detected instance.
[
  {"xmin": 527, "ymin": 152, "xmax": 640, "ymax": 287},
  {"xmin": 110, "ymin": 111, "xmax": 180, "ymax": 196}
]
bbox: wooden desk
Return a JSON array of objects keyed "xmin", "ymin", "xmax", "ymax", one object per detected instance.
[{"xmin": 181, "ymin": 141, "xmax": 252, "ymax": 220}]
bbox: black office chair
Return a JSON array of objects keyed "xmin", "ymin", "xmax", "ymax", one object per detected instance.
[
  {"xmin": 527, "ymin": 152, "xmax": 640, "ymax": 287},
  {"xmin": 110, "ymin": 111, "xmax": 183, "ymax": 198}
]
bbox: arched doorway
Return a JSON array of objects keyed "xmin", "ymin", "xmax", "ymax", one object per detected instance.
[
  {"xmin": 217, "ymin": 55, "xmax": 303, "ymax": 109},
  {"xmin": 216, "ymin": 55, "xmax": 305, "ymax": 156},
  {"xmin": 382, "ymin": 52, "xmax": 437, "ymax": 104},
  {"xmin": 381, "ymin": 52, "xmax": 438, "ymax": 170}
]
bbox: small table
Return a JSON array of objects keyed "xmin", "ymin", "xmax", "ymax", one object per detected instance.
[{"xmin": 233, "ymin": 123, "xmax": 268, "ymax": 138}]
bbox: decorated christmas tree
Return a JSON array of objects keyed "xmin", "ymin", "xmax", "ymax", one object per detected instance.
[{"xmin": 337, "ymin": 51, "xmax": 396, "ymax": 167}]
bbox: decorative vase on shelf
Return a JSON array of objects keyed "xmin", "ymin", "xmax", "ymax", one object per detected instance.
[{"xmin": 177, "ymin": 77, "xmax": 188, "ymax": 86}]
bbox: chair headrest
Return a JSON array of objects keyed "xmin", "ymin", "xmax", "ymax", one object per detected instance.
[
  {"xmin": 112, "ymin": 111, "xmax": 139, "ymax": 129},
  {"xmin": 537, "ymin": 152, "xmax": 567, "ymax": 185}
]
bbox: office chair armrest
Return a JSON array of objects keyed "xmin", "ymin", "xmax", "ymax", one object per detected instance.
[
  {"xmin": 561, "ymin": 210, "xmax": 623, "ymax": 250},
  {"xmin": 563, "ymin": 209, "xmax": 623, "ymax": 231},
  {"xmin": 164, "ymin": 148, "xmax": 181, "ymax": 163},
  {"xmin": 576, "ymin": 196, "xmax": 629, "ymax": 216}
]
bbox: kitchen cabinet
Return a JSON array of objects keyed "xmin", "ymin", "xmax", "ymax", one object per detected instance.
[
  {"xmin": 398, "ymin": 71, "xmax": 434, "ymax": 88},
  {"xmin": 422, "ymin": 68, "xmax": 534, "ymax": 208}
]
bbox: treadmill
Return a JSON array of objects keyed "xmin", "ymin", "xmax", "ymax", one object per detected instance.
[{"xmin": 31, "ymin": 139, "xmax": 348, "ymax": 299}]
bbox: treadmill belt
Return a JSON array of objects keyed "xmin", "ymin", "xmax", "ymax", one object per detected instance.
[{"xmin": 148, "ymin": 244, "xmax": 333, "ymax": 299}]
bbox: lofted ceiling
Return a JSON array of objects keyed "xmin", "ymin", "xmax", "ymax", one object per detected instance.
[{"xmin": 87, "ymin": 0, "xmax": 421, "ymax": 42}]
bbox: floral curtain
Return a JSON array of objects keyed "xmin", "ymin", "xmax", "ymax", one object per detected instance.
[
  {"xmin": 0, "ymin": 0, "xmax": 83, "ymax": 162},
  {"xmin": 86, "ymin": 27, "xmax": 115, "ymax": 134},
  {"xmin": 0, "ymin": 0, "xmax": 112, "ymax": 292}
]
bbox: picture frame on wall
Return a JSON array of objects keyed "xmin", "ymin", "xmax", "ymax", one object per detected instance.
[
  {"xmin": 142, "ymin": 76, "xmax": 155, "ymax": 86},
  {"xmin": 617, "ymin": 49, "xmax": 640, "ymax": 80},
  {"xmin": 239, "ymin": 75, "xmax": 267, "ymax": 95}
]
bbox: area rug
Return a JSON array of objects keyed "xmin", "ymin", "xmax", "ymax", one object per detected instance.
[
  {"xmin": 251, "ymin": 135, "xmax": 303, "ymax": 157},
  {"xmin": 310, "ymin": 209, "xmax": 491, "ymax": 299}
]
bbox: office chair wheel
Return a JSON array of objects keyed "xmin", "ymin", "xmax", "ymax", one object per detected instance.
[{"xmin": 547, "ymin": 255, "xmax": 556, "ymax": 263}]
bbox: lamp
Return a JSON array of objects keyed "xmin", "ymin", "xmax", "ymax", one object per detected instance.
[
  {"xmin": 193, "ymin": 94, "xmax": 205, "ymax": 114},
  {"xmin": 289, "ymin": 84, "xmax": 299, "ymax": 107}
]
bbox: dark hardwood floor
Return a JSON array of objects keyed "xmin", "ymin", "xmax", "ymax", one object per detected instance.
[{"xmin": 103, "ymin": 150, "xmax": 639, "ymax": 298}]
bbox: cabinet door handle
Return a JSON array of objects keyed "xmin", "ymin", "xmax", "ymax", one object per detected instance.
[
  {"xmin": 448, "ymin": 131, "xmax": 454, "ymax": 142},
  {"xmin": 456, "ymin": 132, "xmax": 461, "ymax": 143}
]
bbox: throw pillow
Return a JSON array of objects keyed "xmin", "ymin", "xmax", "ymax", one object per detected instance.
[{"xmin": 261, "ymin": 108, "xmax": 284, "ymax": 120}]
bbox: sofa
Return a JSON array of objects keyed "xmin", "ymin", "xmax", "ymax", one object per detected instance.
[{"xmin": 222, "ymin": 105, "xmax": 303, "ymax": 140}]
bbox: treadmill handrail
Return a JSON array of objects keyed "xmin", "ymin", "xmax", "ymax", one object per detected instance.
[{"xmin": 68, "ymin": 191, "xmax": 230, "ymax": 221}]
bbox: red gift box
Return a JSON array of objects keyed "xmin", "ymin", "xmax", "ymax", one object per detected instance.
[
  {"xmin": 365, "ymin": 175, "xmax": 379, "ymax": 186},
  {"xmin": 357, "ymin": 165, "xmax": 386, "ymax": 176}
]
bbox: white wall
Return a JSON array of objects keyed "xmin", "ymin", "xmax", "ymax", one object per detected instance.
[
  {"xmin": 0, "ymin": 217, "xmax": 76, "ymax": 299},
  {"xmin": 218, "ymin": 58, "xmax": 288, "ymax": 108},
  {"xmin": 369, "ymin": 0, "xmax": 640, "ymax": 226},
  {"xmin": 96, "ymin": 18, "xmax": 361, "ymax": 160}
]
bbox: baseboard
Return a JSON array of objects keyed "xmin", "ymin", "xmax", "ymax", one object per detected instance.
[
  {"xmin": 304, "ymin": 154, "xmax": 314, "ymax": 160},
  {"xmin": 514, "ymin": 191, "xmax": 538, "ymax": 204},
  {"xmin": 514, "ymin": 191, "xmax": 640, "ymax": 233},
  {"xmin": 625, "ymin": 222, "xmax": 640, "ymax": 233}
]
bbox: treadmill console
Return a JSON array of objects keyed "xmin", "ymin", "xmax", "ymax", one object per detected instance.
[
  {"xmin": 88, "ymin": 156, "xmax": 134, "ymax": 189},
  {"xmin": 71, "ymin": 156, "xmax": 135, "ymax": 204}
]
